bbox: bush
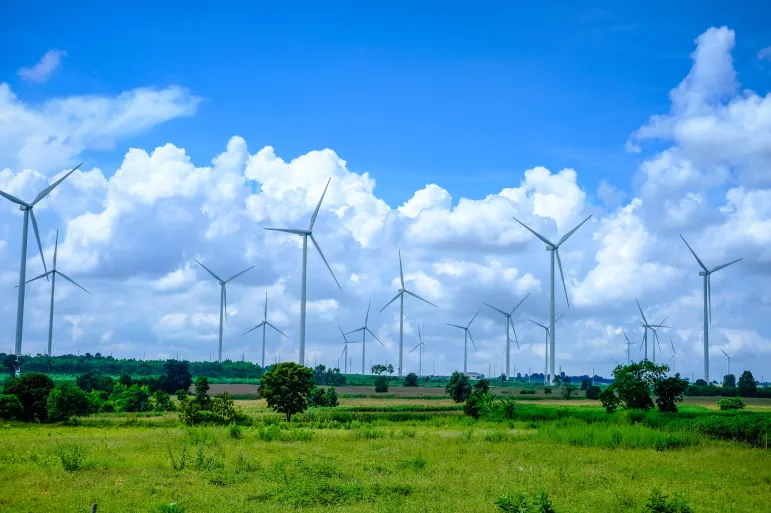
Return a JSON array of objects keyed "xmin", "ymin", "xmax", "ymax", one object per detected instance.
[
  {"xmin": 404, "ymin": 373, "xmax": 419, "ymax": 387},
  {"xmin": 308, "ymin": 387, "xmax": 327, "ymax": 406},
  {"xmin": 643, "ymin": 489, "xmax": 694, "ymax": 513},
  {"xmin": 499, "ymin": 398, "xmax": 517, "ymax": 420},
  {"xmin": 653, "ymin": 374, "xmax": 689, "ymax": 413},
  {"xmin": 259, "ymin": 362, "xmax": 314, "ymax": 422},
  {"xmin": 599, "ymin": 388, "xmax": 621, "ymax": 413},
  {"xmin": 56, "ymin": 444, "xmax": 88, "ymax": 472},
  {"xmin": 496, "ymin": 489, "xmax": 557, "ymax": 512},
  {"xmin": 211, "ymin": 392, "xmax": 237, "ymax": 423},
  {"xmin": 0, "ymin": 394, "xmax": 23, "ymax": 420},
  {"xmin": 580, "ymin": 379, "xmax": 591, "ymax": 390},
  {"xmin": 75, "ymin": 370, "xmax": 114, "ymax": 393},
  {"xmin": 194, "ymin": 376, "xmax": 211, "ymax": 409},
  {"xmin": 445, "ymin": 372, "xmax": 472, "ymax": 403},
  {"xmin": 463, "ymin": 391, "xmax": 496, "ymax": 419},
  {"xmin": 151, "ymin": 390, "xmax": 176, "ymax": 412},
  {"xmin": 718, "ymin": 396, "xmax": 746, "ymax": 411},
  {"xmin": 114, "ymin": 384, "xmax": 151, "ymax": 412},
  {"xmin": 519, "ymin": 389, "xmax": 536, "ymax": 395},
  {"xmin": 98, "ymin": 401, "xmax": 115, "ymax": 413},
  {"xmin": 3, "ymin": 372, "xmax": 55, "ymax": 421},
  {"xmin": 326, "ymin": 387, "xmax": 339, "ymax": 407},
  {"xmin": 473, "ymin": 379, "xmax": 490, "ymax": 394},
  {"xmin": 47, "ymin": 383, "xmax": 91, "ymax": 422},
  {"xmin": 544, "ymin": 387, "xmax": 552, "ymax": 395},
  {"xmin": 561, "ymin": 384, "xmax": 578, "ymax": 400},
  {"xmin": 585, "ymin": 385, "xmax": 601, "ymax": 400},
  {"xmin": 178, "ymin": 397, "xmax": 202, "ymax": 426},
  {"xmin": 374, "ymin": 377, "xmax": 390, "ymax": 393},
  {"xmin": 228, "ymin": 421, "xmax": 242, "ymax": 439}
]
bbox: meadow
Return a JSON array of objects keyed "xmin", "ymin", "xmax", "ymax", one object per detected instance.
[{"xmin": 1, "ymin": 395, "xmax": 770, "ymax": 513}]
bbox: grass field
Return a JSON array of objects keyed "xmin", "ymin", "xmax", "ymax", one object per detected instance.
[{"xmin": 1, "ymin": 397, "xmax": 770, "ymax": 512}]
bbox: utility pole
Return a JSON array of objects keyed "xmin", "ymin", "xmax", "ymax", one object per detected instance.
[
  {"xmin": 528, "ymin": 366, "xmax": 531, "ymax": 384},
  {"xmin": 592, "ymin": 367, "xmax": 595, "ymax": 386},
  {"xmin": 489, "ymin": 363, "xmax": 492, "ymax": 378}
]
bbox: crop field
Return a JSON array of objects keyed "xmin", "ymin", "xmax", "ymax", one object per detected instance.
[{"xmin": 2, "ymin": 398, "xmax": 771, "ymax": 513}]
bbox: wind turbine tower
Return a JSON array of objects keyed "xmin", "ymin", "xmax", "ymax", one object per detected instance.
[
  {"xmin": 346, "ymin": 301, "xmax": 384, "ymax": 374},
  {"xmin": 530, "ymin": 313, "xmax": 563, "ymax": 384},
  {"xmin": 447, "ymin": 311, "xmax": 479, "ymax": 374},
  {"xmin": 409, "ymin": 325, "xmax": 429, "ymax": 377},
  {"xmin": 338, "ymin": 325, "xmax": 360, "ymax": 374},
  {"xmin": 483, "ymin": 292, "xmax": 530, "ymax": 377},
  {"xmin": 719, "ymin": 347, "xmax": 736, "ymax": 377},
  {"xmin": 243, "ymin": 292, "xmax": 288, "ymax": 367}
]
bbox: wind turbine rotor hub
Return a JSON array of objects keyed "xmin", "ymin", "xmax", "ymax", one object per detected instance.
[
  {"xmin": 545, "ymin": 245, "xmax": 554, "ymax": 251},
  {"xmin": 699, "ymin": 271, "xmax": 707, "ymax": 276}
]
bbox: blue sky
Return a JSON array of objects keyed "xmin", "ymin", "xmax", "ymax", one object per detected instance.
[
  {"xmin": 0, "ymin": 4, "xmax": 770, "ymax": 379},
  {"xmin": 4, "ymin": 2, "xmax": 770, "ymax": 204}
]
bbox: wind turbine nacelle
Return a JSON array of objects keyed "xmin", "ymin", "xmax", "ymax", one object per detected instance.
[
  {"xmin": 545, "ymin": 245, "xmax": 554, "ymax": 251},
  {"xmin": 698, "ymin": 271, "xmax": 707, "ymax": 276}
]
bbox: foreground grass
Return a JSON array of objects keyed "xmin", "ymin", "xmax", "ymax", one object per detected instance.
[{"xmin": 1, "ymin": 415, "xmax": 770, "ymax": 513}]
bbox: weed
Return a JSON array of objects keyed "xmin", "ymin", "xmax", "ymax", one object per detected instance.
[
  {"xmin": 56, "ymin": 444, "xmax": 88, "ymax": 472},
  {"xmin": 643, "ymin": 489, "xmax": 694, "ymax": 513},
  {"xmin": 227, "ymin": 421, "xmax": 242, "ymax": 439}
]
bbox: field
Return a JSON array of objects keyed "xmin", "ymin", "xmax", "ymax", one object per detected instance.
[{"xmin": 1, "ymin": 393, "xmax": 771, "ymax": 512}]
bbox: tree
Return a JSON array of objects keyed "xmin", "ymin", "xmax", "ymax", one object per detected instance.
[
  {"xmin": 4, "ymin": 372, "xmax": 55, "ymax": 421},
  {"xmin": 722, "ymin": 374, "xmax": 736, "ymax": 388},
  {"xmin": 259, "ymin": 362, "xmax": 314, "ymax": 422},
  {"xmin": 118, "ymin": 372, "xmax": 133, "ymax": 387},
  {"xmin": 738, "ymin": 371, "xmax": 757, "ymax": 397},
  {"xmin": 585, "ymin": 385, "xmax": 601, "ymax": 400},
  {"xmin": 463, "ymin": 391, "xmax": 495, "ymax": 419},
  {"xmin": 47, "ymin": 383, "xmax": 91, "ymax": 422},
  {"xmin": 3, "ymin": 354, "xmax": 22, "ymax": 376},
  {"xmin": 151, "ymin": 390, "xmax": 176, "ymax": 412},
  {"xmin": 115, "ymin": 384, "xmax": 152, "ymax": 412},
  {"xmin": 160, "ymin": 360, "xmax": 192, "ymax": 394},
  {"xmin": 374, "ymin": 376, "xmax": 390, "ymax": 393},
  {"xmin": 561, "ymin": 384, "xmax": 578, "ymax": 399},
  {"xmin": 473, "ymin": 379, "xmax": 490, "ymax": 394},
  {"xmin": 599, "ymin": 387, "xmax": 621, "ymax": 413},
  {"xmin": 404, "ymin": 373, "xmax": 419, "ymax": 387},
  {"xmin": 607, "ymin": 361, "xmax": 667, "ymax": 411},
  {"xmin": 652, "ymin": 374, "xmax": 689, "ymax": 412},
  {"xmin": 194, "ymin": 376, "xmax": 211, "ymax": 409},
  {"xmin": 326, "ymin": 387, "xmax": 339, "ymax": 407},
  {"xmin": 0, "ymin": 394, "xmax": 23, "ymax": 420},
  {"xmin": 718, "ymin": 397, "xmax": 745, "ymax": 410},
  {"xmin": 553, "ymin": 375, "xmax": 562, "ymax": 386},
  {"xmin": 580, "ymin": 379, "xmax": 591, "ymax": 391},
  {"xmin": 75, "ymin": 370, "xmax": 115, "ymax": 393},
  {"xmin": 386, "ymin": 364, "xmax": 394, "ymax": 376},
  {"xmin": 371, "ymin": 364, "xmax": 387, "ymax": 375},
  {"xmin": 445, "ymin": 372, "xmax": 472, "ymax": 403},
  {"xmin": 211, "ymin": 392, "xmax": 237, "ymax": 423},
  {"xmin": 544, "ymin": 387, "xmax": 552, "ymax": 395},
  {"xmin": 500, "ymin": 374, "xmax": 507, "ymax": 381},
  {"xmin": 695, "ymin": 379, "xmax": 708, "ymax": 387}
]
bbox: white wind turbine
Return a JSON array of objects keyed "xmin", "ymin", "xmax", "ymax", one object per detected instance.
[
  {"xmin": 719, "ymin": 347, "xmax": 736, "ymax": 377},
  {"xmin": 409, "ymin": 325, "xmax": 429, "ymax": 377},
  {"xmin": 346, "ymin": 301, "xmax": 385, "ymax": 374},
  {"xmin": 680, "ymin": 235, "xmax": 742, "ymax": 383},
  {"xmin": 447, "ymin": 310, "xmax": 479, "ymax": 374},
  {"xmin": 529, "ymin": 313, "xmax": 564, "ymax": 384},
  {"xmin": 621, "ymin": 329, "xmax": 634, "ymax": 364},
  {"xmin": 669, "ymin": 337, "xmax": 680, "ymax": 375},
  {"xmin": 483, "ymin": 292, "xmax": 530, "ymax": 378},
  {"xmin": 0, "ymin": 163, "xmax": 81, "ymax": 357},
  {"xmin": 635, "ymin": 298, "xmax": 669, "ymax": 362},
  {"xmin": 338, "ymin": 324, "xmax": 360, "ymax": 374},
  {"xmin": 380, "ymin": 250, "xmax": 437, "ymax": 376},
  {"xmin": 195, "ymin": 259, "xmax": 255, "ymax": 362},
  {"xmin": 21, "ymin": 231, "xmax": 89, "ymax": 356},
  {"xmin": 512, "ymin": 214, "xmax": 592, "ymax": 384},
  {"xmin": 242, "ymin": 292, "xmax": 288, "ymax": 368},
  {"xmin": 264, "ymin": 178, "xmax": 341, "ymax": 366},
  {"xmin": 642, "ymin": 318, "xmax": 669, "ymax": 364}
]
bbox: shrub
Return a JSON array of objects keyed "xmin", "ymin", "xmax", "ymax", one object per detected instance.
[
  {"xmin": 47, "ymin": 383, "xmax": 91, "ymax": 422},
  {"xmin": 211, "ymin": 392, "xmax": 237, "ymax": 423},
  {"xmin": 653, "ymin": 374, "xmax": 689, "ymax": 412},
  {"xmin": 496, "ymin": 489, "xmax": 557, "ymax": 512},
  {"xmin": 718, "ymin": 396, "xmax": 745, "ymax": 410},
  {"xmin": 75, "ymin": 370, "xmax": 114, "ymax": 393},
  {"xmin": 56, "ymin": 444, "xmax": 88, "ymax": 472},
  {"xmin": 194, "ymin": 376, "xmax": 211, "ymax": 409},
  {"xmin": 561, "ymin": 384, "xmax": 578, "ymax": 400},
  {"xmin": 585, "ymin": 385, "xmax": 601, "ymax": 400},
  {"xmin": 519, "ymin": 389, "xmax": 536, "ymax": 395},
  {"xmin": 98, "ymin": 401, "xmax": 116, "ymax": 413},
  {"xmin": 326, "ymin": 387, "xmax": 339, "ymax": 407},
  {"xmin": 463, "ymin": 391, "xmax": 496, "ymax": 419},
  {"xmin": 374, "ymin": 377, "xmax": 390, "ymax": 393},
  {"xmin": 580, "ymin": 379, "xmax": 591, "ymax": 390},
  {"xmin": 404, "ymin": 373, "xmax": 419, "ymax": 387},
  {"xmin": 0, "ymin": 394, "xmax": 23, "ymax": 420},
  {"xmin": 151, "ymin": 390, "xmax": 176, "ymax": 412},
  {"xmin": 114, "ymin": 384, "xmax": 152, "ymax": 412},
  {"xmin": 155, "ymin": 504, "xmax": 185, "ymax": 513},
  {"xmin": 3, "ymin": 372, "xmax": 55, "ymax": 421},
  {"xmin": 473, "ymin": 379, "xmax": 490, "ymax": 394},
  {"xmin": 544, "ymin": 387, "xmax": 552, "ymax": 395},
  {"xmin": 499, "ymin": 398, "xmax": 517, "ymax": 420},
  {"xmin": 599, "ymin": 388, "xmax": 621, "ymax": 413},
  {"xmin": 259, "ymin": 362, "xmax": 314, "ymax": 422},
  {"xmin": 445, "ymin": 372, "xmax": 472, "ymax": 403},
  {"xmin": 643, "ymin": 489, "xmax": 694, "ymax": 513},
  {"xmin": 178, "ymin": 397, "xmax": 202, "ymax": 426},
  {"xmin": 308, "ymin": 387, "xmax": 327, "ymax": 406},
  {"xmin": 176, "ymin": 389, "xmax": 189, "ymax": 401},
  {"xmin": 228, "ymin": 421, "xmax": 242, "ymax": 439}
]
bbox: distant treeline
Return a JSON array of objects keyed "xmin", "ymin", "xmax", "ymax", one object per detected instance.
[{"xmin": 1, "ymin": 353, "xmax": 267, "ymax": 379}]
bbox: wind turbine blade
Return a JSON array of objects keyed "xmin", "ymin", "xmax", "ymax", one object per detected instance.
[
  {"xmin": 557, "ymin": 214, "xmax": 593, "ymax": 246},
  {"xmin": 404, "ymin": 289, "xmax": 437, "ymax": 308},
  {"xmin": 309, "ymin": 177, "xmax": 331, "ymax": 230},
  {"xmin": 366, "ymin": 327, "xmax": 384, "ymax": 346},
  {"xmin": 670, "ymin": 336, "xmax": 675, "ymax": 353},
  {"xmin": 266, "ymin": 322, "xmax": 289, "ymax": 338},
  {"xmin": 195, "ymin": 259, "xmax": 222, "ymax": 281},
  {"xmin": 622, "ymin": 329, "xmax": 631, "ymax": 344},
  {"xmin": 338, "ymin": 324, "xmax": 350, "ymax": 342},
  {"xmin": 345, "ymin": 328, "xmax": 365, "ymax": 335},
  {"xmin": 679, "ymin": 235, "xmax": 709, "ymax": 272},
  {"xmin": 710, "ymin": 258, "xmax": 742, "ymax": 274},
  {"xmin": 409, "ymin": 343, "xmax": 421, "ymax": 354},
  {"xmin": 555, "ymin": 313, "xmax": 565, "ymax": 324},
  {"xmin": 56, "ymin": 271, "xmax": 89, "ymax": 294},
  {"xmin": 398, "ymin": 250, "xmax": 405, "ymax": 288},
  {"xmin": 379, "ymin": 291, "xmax": 403, "ymax": 313},
  {"xmin": 243, "ymin": 321, "xmax": 266, "ymax": 336},
  {"xmin": 446, "ymin": 323, "xmax": 466, "ymax": 330},
  {"xmin": 468, "ymin": 330, "xmax": 477, "ymax": 351},
  {"xmin": 0, "ymin": 190, "xmax": 28, "ymax": 207},
  {"xmin": 264, "ymin": 227, "xmax": 308, "ymax": 236},
  {"xmin": 418, "ymin": 325, "xmax": 423, "ymax": 344},
  {"xmin": 635, "ymin": 298, "xmax": 648, "ymax": 324},
  {"xmin": 29, "ymin": 210, "xmax": 48, "ymax": 278},
  {"xmin": 225, "ymin": 265, "xmax": 255, "ymax": 283},
  {"xmin": 719, "ymin": 347, "xmax": 728, "ymax": 358},
  {"xmin": 223, "ymin": 285, "xmax": 228, "ymax": 322},
  {"xmin": 365, "ymin": 300, "xmax": 371, "ymax": 326},
  {"xmin": 510, "ymin": 292, "xmax": 531, "ymax": 315},
  {"xmin": 529, "ymin": 319, "xmax": 548, "ymax": 330},
  {"xmin": 20, "ymin": 271, "xmax": 52, "ymax": 286},
  {"xmin": 708, "ymin": 274, "xmax": 712, "ymax": 325},
  {"xmin": 467, "ymin": 309, "xmax": 480, "ymax": 328},
  {"xmin": 509, "ymin": 318, "xmax": 520, "ymax": 349},
  {"xmin": 32, "ymin": 163, "xmax": 82, "ymax": 206},
  {"xmin": 483, "ymin": 302, "xmax": 508, "ymax": 316},
  {"xmin": 555, "ymin": 248, "xmax": 570, "ymax": 308},
  {"xmin": 53, "ymin": 230, "xmax": 59, "ymax": 270},
  {"xmin": 511, "ymin": 216, "xmax": 555, "ymax": 247},
  {"xmin": 264, "ymin": 292, "xmax": 268, "ymax": 321},
  {"xmin": 309, "ymin": 234, "xmax": 341, "ymax": 289}
]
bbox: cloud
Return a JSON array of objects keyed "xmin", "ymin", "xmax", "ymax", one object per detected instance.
[
  {"xmin": 17, "ymin": 49, "xmax": 66, "ymax": 83},
  {"xmin": 758, "ymin": 46, "xmax": 771, "ymax": 62}
]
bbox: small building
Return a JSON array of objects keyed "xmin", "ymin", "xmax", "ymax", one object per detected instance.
[{"xmin": 464, "ymin": 372, "xmax": 484, "ymax": 380}]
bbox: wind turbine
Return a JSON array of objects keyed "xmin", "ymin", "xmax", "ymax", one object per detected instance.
[
  {"xmin": 446, "ymin": 310, "xmax": 479, "ymax": 374},
  {"xmin": 512, "ymin": 214, "xmax": 592, "ymax": 384},
  {"xmin": 242, "ymin": 292, "xmax": 288, "ymax": 367},
  {"xmin": 719, "ymin": 347, "xmax": 736, "ymax": 377},
  {"xmin": 264, "ymin": 178, "xmax": 341, "ymax": 366},
  {"xmin": 669, "ymin": 337, "xmax": 680, "ymax": 375},
  {"xmin": 646, "ymin": 320, "xmax": 669, "ymax": 364},
  {"xmin": 483, "ymin": 292, "xmax": 530, "ymax": 378},
  {"xmin": 380, "ymin": 251, "xmax": 437, "ymax": 376},
  {"xmin": 345, "ymin": 301, "xmax": 384, "ymax": 374},
  {"xmin": 635, "ymin": 299, "xmax": 669, "ymax": 361},
  {"xmin": 621, "ymin": 329, "xmax": 634, "ymax": 364},
  {"xmin": 530, "ymin": 313, "xmax": 564, "ymax": 384},
  {"xmin": 195, "ymin": 259, "xmax": 255, "ymax": 362},
  {"xmin": 21, "ymin": 231, "xmax": 89, "ymax": 356},
  {"xmin": 338, "ymin": 324, "xmax": 360, "ymax": 374},
  {"xmin": 0, "ymin": 163, "xmax": 81, "ymax": 357},
  {"xmin": 409, "ymin": 325, "xmax": 429, "ymax": 377},
  {"xmin": 680, "ymin": 235, "xmax": 742, "ymax": 383}
]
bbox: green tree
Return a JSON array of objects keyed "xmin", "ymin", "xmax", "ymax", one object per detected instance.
[
  {"xmin": 326, "ymin": 387, "xmax": 339, "ymax": 407},
  {"xmin": 722, "ymin": 374, "xmax": 736, "ymax": 388},
  {"xmin": 4, "ymin": 372, "xmax": 55, "ymax": 421},
  {"xmin": 718, "ymin": 396, "xmax": 745, "ymax": 410},
  {"xmin": 606, "ymin": 361, "xmax": 668, "ymax": 411},
  {"xmin": 473, "ymin": 379, "xmax": 490, "ymax": 394},
  {"xmin": 738, "ymin": 371, "xmax": 757, "ymax": 397},
  {"xmin": 211, "ymin": 392, "xmax": 237, "ymax": 423},
  {"xmin": 652, "ymin": 374, "xmax": 689, "ymax": 412},
  {"xmin": 374, "ymin": 376, "xmax": 390, "ymax": 393},
  {"xmin": 463, "ymin": 391, "xmax": 495, "ymax": 419},
  {"xmin": 371, "ymin": 364, "xmax": 387, "ymax": 375},
  {"xmin": 116, "ymin": 384, "xmax": 152, "ymax": 412},
  {"xmin": 308, "ymin": 386, "xmax": 327, "ymax": 406},
  {"xmin": 194, "ymin": 376, "xmax": 211, "ymax": 409},
  {"xmin": 585, "ymin": 385, "xmax": 601, "ymax": 400},
  {"xmin": 580, "ymin": 378, "xmax": 591, "ymax": 390},
  {"xmin": 404, "ymin": 373, "xmax": 419, "ymax": 387},
  {"xmin": 151, "ymin": 390, "xmax": 176, "ymax": 412},
  {"xmin": 599, "ymin": 387, "xmax": 621, "ymax": 413},
  {"xmin": 160, "ymin": 360, "xmax": 192, "ymax": 394},
  {"xmin": 258, "ymin": 362, "xmax": 314, "ymax": 422},
  {"xmin": 3, "ymin": 354, "xmax": 22, "ymax": 376},
  {"xmin": 445, "ymin": 372, "xmax": 472, "ymax": 403},
  {"xmin": 561, "ymin": 384, "xmax": 578, "ymax": 400},
  {"xmin": 0, "ymin": 394, "xmax": 23, "ymax": 420},
  {"xmin": 75, "ymin": 370, "xmax": 115, "ymax": 393},
  {"xmin": 118, "ymin": 372, "xmax": 133, "ymax": 387},
  {"xmin": 386, "ymin": 364, "xmax": 394, "ymax": 376},
  {"xmin": 47, "ymin": 383, "xmax": 91, "ymax": 422}
]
